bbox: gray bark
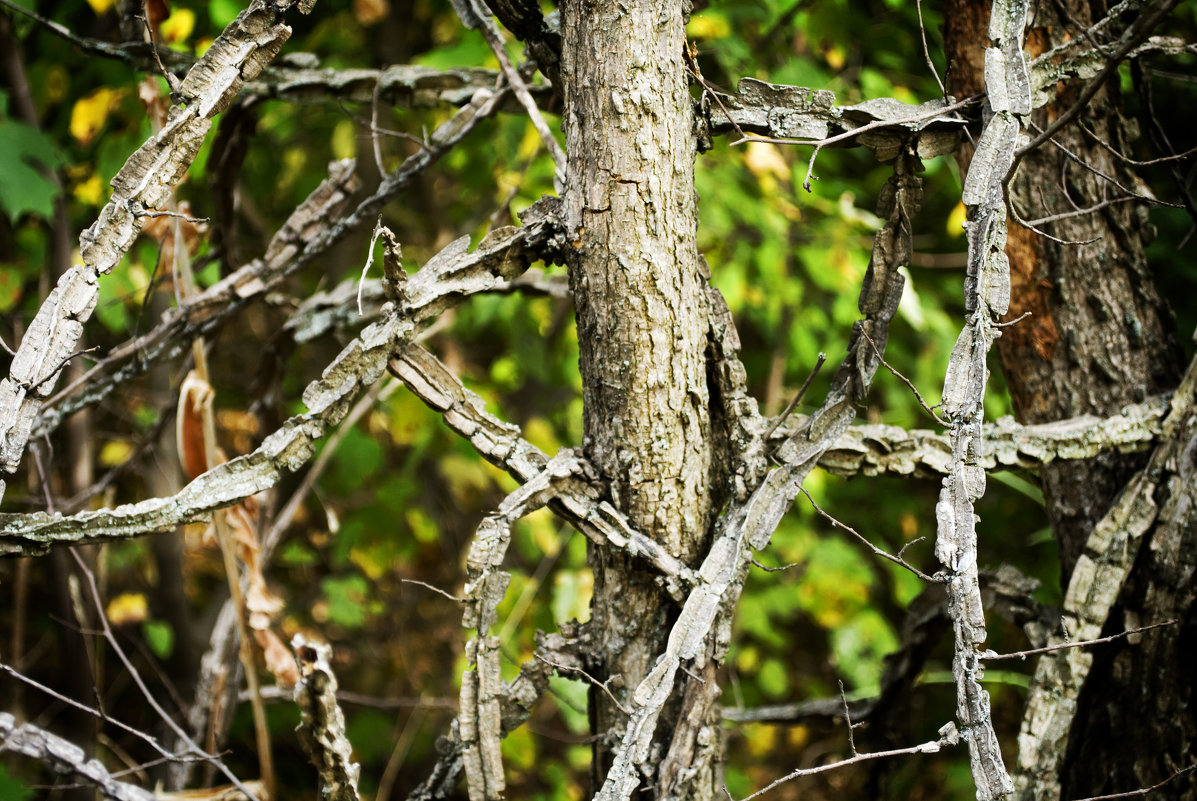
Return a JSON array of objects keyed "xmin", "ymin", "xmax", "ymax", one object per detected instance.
[
  {"xmin": 559, "ymin": 0, "xmax": 717, "ymax": 795},
  {"xmin": 946, "ymin": 1, "xmax": 1193, "ymax": 799}
]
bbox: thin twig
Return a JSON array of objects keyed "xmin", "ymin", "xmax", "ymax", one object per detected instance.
[
  {"xmin": 861, "ymin": 332, "xmax": 948, "ymax": 426},
  {"xmin": 799, "ymin": 487, "xmax": 940, "ymax": 583},
  {"xmin": 736, "ymin": 728, "xmax": 959, "ymax": 801},
  {"xmin": 685, "ymin": 41, "xmax": 749, "ymax": 143},
  {"xmin": 1070, "ymin": 763, "xmax": 1197, "ymax": 801},
  {"xmin": 264, "ymin": 377, "xmax": 399, "ymax": 556},
  {"xmin": 534, "ymin": 653, "xmax": 630, "ymax": 716},
  {"xmin": 0, "ymin": 661, "xmax": 179, "ymax": 760},
  {"xmin": 980, "ymin": 619, "xmax": 1176, "ymax": 661},
  {"xmin": 1011, "ymin": 0, "xmax": 1181, "ymax": 171},
  {"xmin": 995, "ymin": 311, "xmax": 1032, "ymax": 328},
  {"xmin": 1024, "ymin": 195, "xmax": 1139, "ymax": 226},
  {"xmin": 1076, "ymin": 119, "xmax": 1197, "ymax": 167},
  {"xmin": 0, "ymin": 0, "xmax": 146, "ymax": 65},
  {"xmin": 1034, "ymin": 124, "xmax": 1184, "ymax": 208},
  {"xmin": 838, "ymin": 680, "xmax": 857, "ymax": 755},
  {"xmin": 750, "ymin": 558, "xmax": 804, "ymax": 573},
  {"xmin": 67, "ymin": 549, "xmax": 261, "ymax": 801},
  {"xmin": 400, "ymin": 578, "xmax": 464, "ymax": 603},
  {"xmin": 764, "ymin": 353, "xmax": 826, "ymax": 440},
  {"xmin": 469, "ymin": 13, "xmax": 565, "ymax": 179},
  {"xmin": 1008, "ymin": 194, "xmax": 1103, "ymax": 246},
  {"xmin": 914, "ymin": 0, "xmax": 947, "ymax": 99},
  {"xmin": 136, "ymin": 7, "xmax": 181, "ymax": 94}
]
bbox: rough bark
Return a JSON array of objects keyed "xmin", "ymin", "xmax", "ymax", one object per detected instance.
[
  {"xmin": 558, "ymin": 0, "xmax": 716, "ymax": 794},
  {"xmin": 946, "ymin": 1, "xmax": 1192, "ymax": 799},
  {"xmin": 946, "ymin": 0, "xmax": 1181, "ymax": 584}
]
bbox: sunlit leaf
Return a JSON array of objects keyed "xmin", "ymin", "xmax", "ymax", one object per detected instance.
[
  {"xmin": 947, "ymin": 200, "xmax": 967, "ymax": 235},
  {"xmin": 69, "ymin": 87, "xmax": 122, "ymax": 146},
  {"xmin": 106, "ymin": 592, "xmax": 148, "ymax": 625}
]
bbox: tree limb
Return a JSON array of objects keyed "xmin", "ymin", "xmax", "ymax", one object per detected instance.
[{"xmin": 0, "ymin": 0, "xmax": 317, "ymax": 499}]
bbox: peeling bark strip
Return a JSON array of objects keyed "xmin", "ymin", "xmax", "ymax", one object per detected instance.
[
  {"xmin": 1014, "ymin": 352, "xmax": 1197, "ymax": 800},
  {"xmin": 0, "ymin": 712, "xmax": 160, "ymax": 801},
  {"xmin": 457, "ymin": 450, "xmax": 591, "ymax": 801},
  {"xmin": 293, "ymin": 636, "xmax": 362, "ymax": 801},
  {"xmin": 0, "ymin": 0, "xmax": 316, "ymax": 499},
  {"xmin": 932, "ymin": 0, "xmax": 1027, "ymax": 797},
  {"xmin": 0, "ymin": 207, "xmax": 561, "ymax": 555}
]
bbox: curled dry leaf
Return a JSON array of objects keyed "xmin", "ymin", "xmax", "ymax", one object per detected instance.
[{"xmin": 258, "ymin": 627, "xmax": 301, "ymax": 687}]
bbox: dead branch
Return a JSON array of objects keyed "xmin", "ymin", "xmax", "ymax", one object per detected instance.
[{"xmin": 0, "ymin": 0, "xmax": 318, "ymax": 500}]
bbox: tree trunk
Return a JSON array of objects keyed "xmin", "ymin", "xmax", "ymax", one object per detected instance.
[
  {"xmin": 945, "ymin": 2, "xmax": 1194, "ymax": 799},
  {"xmin": 558, "ymin": 0, "xmax": 718, "ymax": 795}
]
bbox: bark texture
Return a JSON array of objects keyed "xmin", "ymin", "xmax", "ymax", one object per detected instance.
[
  {"xmin": 946, "ymin": 0, "xmax": 1180, "ymax": 581},
  {"xmin": 559, "ymin": 0, "xmax": 716, "ymax": 793},
  {"xmin": 946, "ymin": 1, "xmax": 1193, "ymax": 799}
]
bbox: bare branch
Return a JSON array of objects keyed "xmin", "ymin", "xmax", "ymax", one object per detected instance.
[
  {"xmin": 0, "ymin": 713, "xmax": 160, "ymax": 801},
  {"xmin": 0, "ymin": 0, "xmax": 318, "ymax": 498},
  {"xmin": 533, "ymin": 653, "xmax": 630, "ymax": 716},
  {"xmin": 735, "ymin": 722, "xmax": 961, "ymax": 801},
  {"xmin": 0, "ymin": 661, "xmax": 179, "ymax": 760},
  {"xmin": 1015, "ymin": 348, "xmax": 1197, "ymax": 799},
  {"xmin": 730, "ymin": 96, "xmax": 973, "ymax": 192},
  {"xmin": 1013, "ymin": 0, "xmax": 1181, "ymax": 170},
  {"xmin": 799, "ymin": 486, "xmax": 940, "ymax": 583},
  {"xmin": 67, "ymin": 548, "xmax": 261, "ymax": 800},
  {"xmin": 703, "ymin": 79, "xmax": 969, "ymax": 165},
  {"xmin": 1070, "ymin": 763, "xmax": 1197, "ymax": 801},
  {"xmin": 981, "ymin": 619, "xmax": 1176, "ymax": 661},
  {"xmin": 763, "ymin": 353, "xmax": 825, "ymax": 441}
]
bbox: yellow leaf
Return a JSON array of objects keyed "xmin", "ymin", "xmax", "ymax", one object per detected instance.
[
  {"xmin": 686, "ymin": 12, "xmax": 730, "ymax": 40},
  {"xmin": 331, "ymin": 119, "xmax": 356, "ymax": 161},
  {"xmin": 99, "ymin": 439, "xmax": 134, "ymax": 467},
  {"xmin": 350, "ymin": 546, "xmax": 387, "ymax": 581},
  {"xmin": 743, "ymin": 723, "xmax": 778, "ymax": 758},
  {"xmin": 947, "ymin": 200, "xmax": 968, "ymax": 236},
  {"xmin": 825, "ymin": 45, "xmax": 846, "ymax": 71},
  {"xmin": 72, "ymin": 171, "xmax": 105, "ymax": 207},
  {"xmin": 85, "ymin": 0, "xmax": 117, "ymax": 13},
  {"xmin": 160, "ymin": 8, "xmax": 195, "ymax": 44},
  {"xmin": 744, "ymin": 141, "xmax": 790, "ymax": 182},
  {"xmin": 106, "ymin": 593, "xmax": 148, "ymax": 625},
  {"xmin": 69, "ymin": 88, "xmax": 122, "ymax": 146}
]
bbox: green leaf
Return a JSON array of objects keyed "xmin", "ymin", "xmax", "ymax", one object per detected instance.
[
  {"xmin": 0, "ymin": 97, "xmax": 64, "ymax": 222},
  {"xmin": 758, "ymin": 657, "xmax": 789, "ymax": 698},
  {"xmin": 142, "ymin": 620, "xmax": 175, "ymax": 659},
  {"xmin": 0, "ymin": 763, "xmax": 30, "ymax": 801},
  {"xmin": 322, "ymin": 574, "xmax": 370, "ymax": 629}
]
